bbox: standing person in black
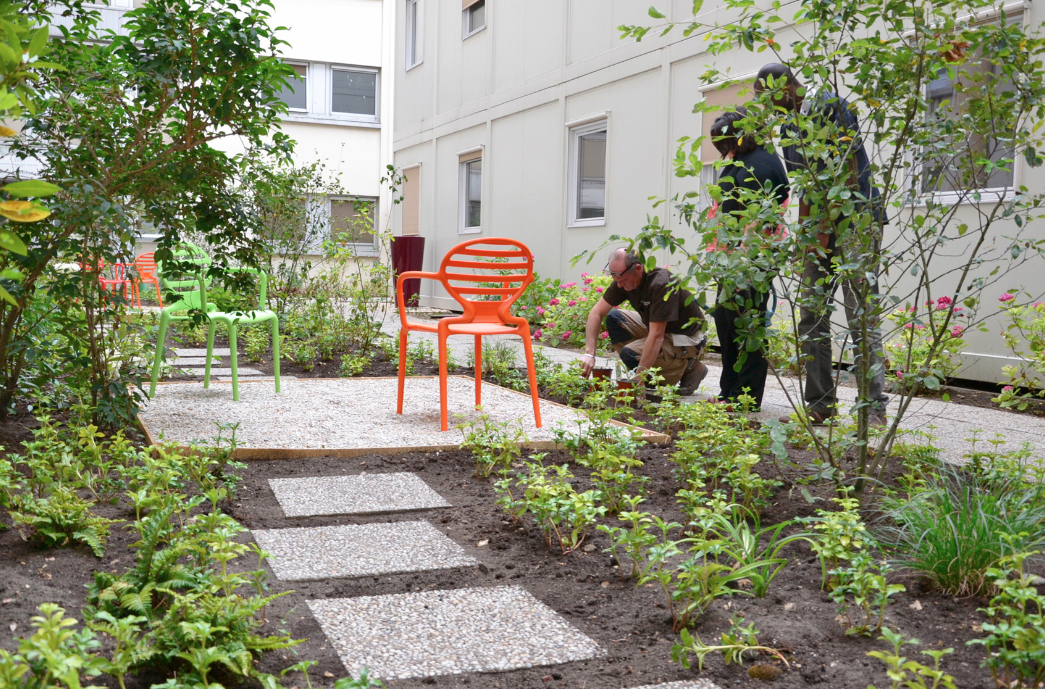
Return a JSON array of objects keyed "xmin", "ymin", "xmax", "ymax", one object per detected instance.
[{"xmin": 708, "ymin": 108, "xmax": 789, "ymax": 409}]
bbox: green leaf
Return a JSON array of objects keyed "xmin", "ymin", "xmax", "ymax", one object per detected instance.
[
  {"xmin": 28, "ymin": 27, "xmax": 48, "ymax": 59},
  {"xmin": 692, "ymin": 0, "xmax": 704, "ymax": 13},
  {"xmin": 3, "ymin": 180, "xmax": 61, "ymax": 197},
  {"xmin": 0, "ymin": 228, "xmax": 26, "ymax": 254},
  {"xmin": 648, "ymin": 6, "xmax": 666, "ymax": 19}
]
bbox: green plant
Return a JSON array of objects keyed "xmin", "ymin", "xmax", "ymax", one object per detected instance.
[
  {"xmin": 531, "ymin": 273, "xmax": 613, "ymax": 351},
  {"xmin": 672, "ymin": 614, "xmax": 788, "ymax": 671},
  {"xmin": 0, "ymin": 603, "xmax": 104, "ymax": 689},
  {"xmin": 867, "ymin": 627, "xmax": 956, "ymax": 689},
  {"xmin": 764, "ymin": 312, "xmax": 801, "ymax": 376},
  {"xmin": 877, "ymin": 468, "xmax": 1045, "ymax": 596},
  {"xmin": 334, "ymin": 668, "xmax": 385, "ymax": 688},
  {"xmin": 706, "ymin": 508, "xmax": 807, "ymax": 598},
  {"xmin": 801, "ymin": 495, "xmax": 871, "ymax": 589},
  {"xmin": 829, "ymin": 553, "xmax": 905, "ymax": 636},
  {"xmin": 10, "ymin": 487, "xmax": 120, "ymax": 556},
  {"xmin": 884, "ymin": 297, "xmax": 969, "ymax": 388},
  {"xmin": 598, "ymin": 497, "xmax": 657, "ymax": 579},
  {"xmin": 242, "ymin": 326, "xmax": 270, "ymax": 363},
  {"xmin": 589, "ymin": 450, "xmax": 648, "ymax": 515},
  {"xmin": 458, "ymin": 411, "xmax": 527, "ymax": 480},
  {"xmin": 507, "ymin": 460, "xmax": 606, "ymax": 554},
  {"xmin": 994, "ymin": 296, "xmax": 1045, "ymax": 411},
  {"xmin": 969, "ymin": 548, "xmax": 1045, "ymax": 689},
  {"xmin": 339, "ymin": 352, "xmax": 372, "ymax": 377}
]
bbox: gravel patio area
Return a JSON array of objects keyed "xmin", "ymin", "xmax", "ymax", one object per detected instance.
[{"xmin": 139, "ymin": 376, "xmax": 665, "ymax": 456}]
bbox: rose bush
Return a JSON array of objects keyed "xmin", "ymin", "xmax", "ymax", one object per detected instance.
[
  {"xmin": 884, "ymin": 296, "xmax": 968, "ymax": 390},
  {"xmin": 994, "ymin": 294, "xmax": 1045, "ymax": 410},
  {"xmin": 522, "ymin": 273, "xmax": 612, "ymax": 353}
]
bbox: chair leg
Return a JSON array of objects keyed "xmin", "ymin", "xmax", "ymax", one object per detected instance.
[
  {"xmin": 204, "ymin": 320, "xmax": 216, "ymax": 389},
  {"xmin": 397, "ymin": 329, "xmax": 408, "ymax": 415},
  {"xmin": 521, "ymin": 328, "xmax": 543, "ymax": 429},
  {"xmin": 229, "ymin": 325, "xmax": 239, "ymax": 401},
  {"xmin": 271, "ymin": 318, "xmax": 281, "ymax": 394},
  {"xmin": 439, "ymin": 331, "xmax": 449, "ymax": 431},
  {"xmin": 474, "ymin": 335, "xmax": 482, "ymax": 408},
  {"xmin": 154, "ymin": 280, "xmax": 163, "ymax": 308},
  {"xmin": 149, "ymin": 311, "xmax": 170, "ymax": 397}
]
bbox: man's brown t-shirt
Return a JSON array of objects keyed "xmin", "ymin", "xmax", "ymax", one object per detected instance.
[{"xmin": 603, "ymin": 267, "xmax": 704, "ymax": 336}]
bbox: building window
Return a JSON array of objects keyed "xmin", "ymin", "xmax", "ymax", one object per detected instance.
[
  {"xmin": 922, "ymin": 51, "xmax": 1016, "ymax": 195},
  {"xmin": 332, "ymin": 69, "xmax": 377, "ymax": 117},
  {"xmin": 278, "ymin": 63, "xmax": 308, "ymax": 112},
  {"xmin": 567, "ymin": 120, "xmax": 607, "ymax": 226},
  {"xmin": 402, "ymin": 167, "xmax": 421, "ymax": 236},
  {"xmin": 459, "ymin": 151, "xmax": 482, "ymax": 234},
  {"xmin": 462, "ymin": 0, "xmax": 485, "ymax": 38},
  {"xmin": 330, "ymin": 197, "xmax": 379, "ymax": 251},
  {"xmin": 406, "ymin": 0, "xmax": 422, "ymax": 69}
]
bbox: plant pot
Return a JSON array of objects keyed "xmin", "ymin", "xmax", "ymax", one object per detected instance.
[
  {"xmin": 616, "ymin": 380, "xmax": 635, "ymax": 391},
  {"xmin": 590, "ymin": 367, "xmax": 612, "ymax": 381}
]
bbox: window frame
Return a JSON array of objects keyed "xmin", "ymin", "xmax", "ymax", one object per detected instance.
[
  {"xmin": 567, "ymin": 118, "xmax": 609, "ymax": 228},
  {"xmin": 329, "ymin": 195, "xmax": 380, "ymax": 254},
  {"xmin": 406, "ymin": 0, "xmax": 423, "ymax": 70},
  {"xmin": 462, "ymin": 0, "xmax": 486, "ymax": 39},
  {"xmin": 458, "ymin": 153, "xmax": 483, "ymax": 235},
  {"xmin": 329, "ymin": 66, "xmax": 379, "ymax": 121},
  {"xmin": 279, "ymin": 61, "xmax": 310, "ymax": 114}
]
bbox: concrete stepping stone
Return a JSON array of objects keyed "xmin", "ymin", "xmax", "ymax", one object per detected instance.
[
  {"xmin": 629, "ymin": 681, "xmax": 722, "ymax": 689},
  {"xmin": 176, "ymin": 367, "xmax": 263, "ymax": 376},
  {"xmin": 308, "ymin": 585, "xmax": 603, "ymax": 681},
  {"xmin": 175, "ymin": 347, "xmax": 232, "ymax": 356},
  {"xmin": 269, "ymin": 473, "xmax": 450, "ymax": 517},
  {"xmin": 251, "ymin": 521, "xmax": 477, "ymax": 581},
  {"xmin": 173, "ymin": 357, "xmax": 212, "ymax": 365}
]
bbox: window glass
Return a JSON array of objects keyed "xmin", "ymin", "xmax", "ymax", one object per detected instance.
[
  {"xmin": 278, "ymin": 64, "xmax": 307, "ymax": 111},
  {"xmin": 331, "ymin": 197, "xmax": 377, "ymax": 246},
  {"xmin": 467, "ymin": 1, "xmax": 485, "ymax": 34},
  {"xmin": 332, "ymin": 70, "xmax": 377, "ymax": 116},
  {"xmin": 464, "ymin": 159, "xmax": 482, "ymax": 229},
  {"xmin": 576, "ymin": 130, "xmax": 606, "ymax": 220},
  {"xmin": 922, "ymin": 51, "xmax": 1015, "ymax": 193},
  {"xmin": 407, "ymin": 0, "xmax": 420, "ymax": 66}
]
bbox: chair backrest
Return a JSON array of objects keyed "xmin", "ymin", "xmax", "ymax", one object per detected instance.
[
  {"xmin": 157, "ymin": 244, "xmax": 212, "ymax": 310},
  {"xmin": 196, "ymin": 266, "xmax": 268, "ymax": 313},
  {"xmin": 437, "ymin": 238, "xmax": 534, "ymax": 323},
  {"xmin": 135, "ymin": 253, "xmax": 157, "ymax": 280},
  {"xmin": 113, "ymin": 263, "xmax": 129, "ymax": 281}
]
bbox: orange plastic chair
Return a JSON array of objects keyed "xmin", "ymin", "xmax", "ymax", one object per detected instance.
[
  {"xmin": 396, "ymin": 237, "xmax": 542, "ymax": 431},
  {"xmin": 99, "ymin": 262, "xmax": 139, "ymax": 306},
  {"xmin": 134, "ymin": 252, "xmax": 163, "ymax": 307}
]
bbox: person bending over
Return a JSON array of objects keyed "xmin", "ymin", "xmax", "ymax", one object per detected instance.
[{"xmin": 581, "ymin": 248, "xmax": 709, "ymax": 395}]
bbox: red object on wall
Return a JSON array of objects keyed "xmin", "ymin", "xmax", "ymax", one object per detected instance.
[{"xmin": 390, "ymin": 236, "xmax": 425, "ymax": 306}]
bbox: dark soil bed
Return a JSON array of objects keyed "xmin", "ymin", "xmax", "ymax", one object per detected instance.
[{"xmin": 1, "ymin": 442, "xmax": 1008, "ymax": 689}]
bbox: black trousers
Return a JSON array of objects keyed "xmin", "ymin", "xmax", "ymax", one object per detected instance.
[{"xmin": 713, "ymin": 284, "xmax": 771, "ymax": 408}]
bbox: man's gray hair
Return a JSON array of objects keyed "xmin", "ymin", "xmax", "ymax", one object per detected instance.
[{"xmin": 623, "ymin": 252, "xmax": 641, "ymax": 268}]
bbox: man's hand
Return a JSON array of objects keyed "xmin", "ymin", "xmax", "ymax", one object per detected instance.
[
  {"xmin": 635, "ymin": 320, "xmax": 668, "ymax": 382},
  {"xmin": 580, "ymin": 353, "xmax": 596, "ymax": 377},
  {"xmin": 582, "ymin": 298, "xmax": 614, "ymax": 378}
]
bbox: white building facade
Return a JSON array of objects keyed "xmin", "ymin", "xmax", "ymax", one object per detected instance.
[{"xmin": 390, "ymin": 0, "xmax": 1045, "ymax": 384}]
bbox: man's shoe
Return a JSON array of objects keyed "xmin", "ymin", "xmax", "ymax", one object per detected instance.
[
  {"xmin": 678, "ymin": 360, "xmax": 709, "ymax": 396},
  {"xmin": 869, "ymin": 411, "xmax": 888, "ymax": 428}
]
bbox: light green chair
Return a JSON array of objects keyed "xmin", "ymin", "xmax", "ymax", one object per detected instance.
[
  {"xmin": 148, "ymin": 244, "xmax": 215, "ymax": 398},
  {"xmin": 197, "ymin": 266, "xmax": 280, "ymax": 401}
]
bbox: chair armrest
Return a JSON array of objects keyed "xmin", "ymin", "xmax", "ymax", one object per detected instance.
[{"xmin": 396, "ymin": 271, "xmax": 443, "ymax": 321}]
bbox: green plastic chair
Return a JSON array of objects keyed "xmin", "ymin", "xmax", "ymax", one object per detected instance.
[
  {"xmin": 148, "ymin": 244, "xmax": 215, "ymax": 397},
  {"xmin": 196, "ymin": 266, "xmax": 280, "ymax": 401}
]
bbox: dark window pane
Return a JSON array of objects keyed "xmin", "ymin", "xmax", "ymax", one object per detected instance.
[
  {"xmin": 331, "ymin": 198, "xmax": 377, "ymax": 246},
  {"xmin": 468, "ymin": 1, "xmax": 485, "ymax": 32},
  {"xmin": 279, "ymin": 64, "xmax": 307, "ymax": 111},
  {"xmin": 332, "ymin": 70, "xmax": 377, "ymax": 116},
  {"xmin": 577, "ymin": 130, "xmax": 606, "ymax": 219},
  {"xmin": 465, "ymin": 159, "xmax": 481, "ymax": 228}
]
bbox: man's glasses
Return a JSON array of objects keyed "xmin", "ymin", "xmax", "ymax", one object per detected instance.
[{"xmin": 604, "ymin": 262, "xmax": 637, "ymax": 280}]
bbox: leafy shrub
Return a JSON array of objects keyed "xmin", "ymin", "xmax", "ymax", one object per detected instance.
[
  {"xmin": 531, "ymin": 273, "xmax": 612, "ymax": 351},
  {"xmin": 867, "ymin": 627, "xmax": 956, "ymax": 689},
  {"xmin": 0, "ymin": 603, "xmax": 104, "ymax": 689},
  {"xmin": 828, "ymin": 553, "xmax": 905, "ymax": 636},
  {"xmin": 971, "ymin": 549, "xmax": 1045, "ymax": 689},
  {"xmin": 884, "ymin": 296, "xmax": 968, "ymax": 389},
  {"xmin": 800, "ymin": 495, "xmax": 871, "ymax": 589},
  {"xmin": 877, "ymin": 468, "xmax": 1045, "ymax": 595},
  {"xmin": 995, "ymin": 296, "xmax": 1045, "ymax": 410},
  {"xmin": 10, "ymin": 487, "xmax": 120, "ymax": 557},
  {"xmin": 338, "ymin": 352, "xmax": 372, "ymax": 377},
  {"xmin": 242, "ymin": 326, "xmax": 270, "ymax": 363},
  {"xmin": 499, "ymin": 460, "xmax": 606, "ymax": 554},
  {"xmin": 458, "ymin": 412, "xmax": 526, "ymax": 479},
  {"xmin": 513, "ymin": 273, "xmax": 561, "ymax": 326},
  {"xmin": 672, "ymin": 614, "xmax": 788, "ymax": 671},
  {"xmin": 764, "ymin": 312, "xmax": 801, "ymax": 376}
]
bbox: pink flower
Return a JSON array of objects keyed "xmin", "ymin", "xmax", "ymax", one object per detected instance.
[
  {"xmin": 1035, "ymin": 302, "xmax": 1044, "ymax": 308},
  {"xmin": 534, "ymin": 329, "xmax": 543, "ymax": 339},
  {"xmin": 580, "ymin": 272, "xmax": 590, "ymax": 278},
  {"xmin": 562, "ymin": 330, "xmax": 573, "ymax": 339},
  {"xmin": 549, "ymin": 298, "xmax": 560, "ymax": 306},
  {"xmin": 896, "ymin": 370, "xmax": 905, "ymax": 379},
  {"xmin": 568, "ymin": 299, "xmax": 577, "ymax": 307},
  {"xmin": 953, "ymin": 307, "xmax": 964, "ymax": 316},
  {"xmin": 951, "ymin": 326, "xmax": 965, "ymax": 338},
  {"xmin": 599, "ymin": 331, "xmax": 609, "ymax": 340},
  {"xmin": 1003, "ymin": 385, "xmax": 1014, "ymax": 392},
  {"xmin": 579, "ymin": 297, "xmax": 588, "ymax": 302},
  {"xmin": 582, "ymin": 286, "xmax": 589, "ymax": 292},
  {"xmin": 583, "ymin": 278, "xmax": 593, "ymax": 285},
  {"xmin": 519, "ymin": 305, "xmax": 528, "ymax": 311},
  {"xmin": 537, "ymin": 307, "xmax": 546, "ymax": 316},
  {"xmin": 595, "ymin": 287, "xmax": 604, "ymax": 293},
  {"xmin": 999, "ymin": 293, "xmax": 1015, "ymax": 303},
  {"xmin": 546, "ymin": 322, "xmax": 556, "ymax": 329},
  {"xmin": 561, "ymin": 282, "xmax": 577, "ymax": 290},
  {"xmin": 904, "ymin": 323, "xmax": 914, "ymax": 330},
  {"xmin": 937, "ymin": 295, "xmax": 953, "ymax": 307},
  {"xmin": 916, "ymin": 325, "xmax": 926, "ymax": 330}
]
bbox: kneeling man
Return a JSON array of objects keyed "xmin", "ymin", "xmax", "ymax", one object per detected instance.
[{"xmin": 581, "ymin": 248, "xmax": 709, "ymax": 394}]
